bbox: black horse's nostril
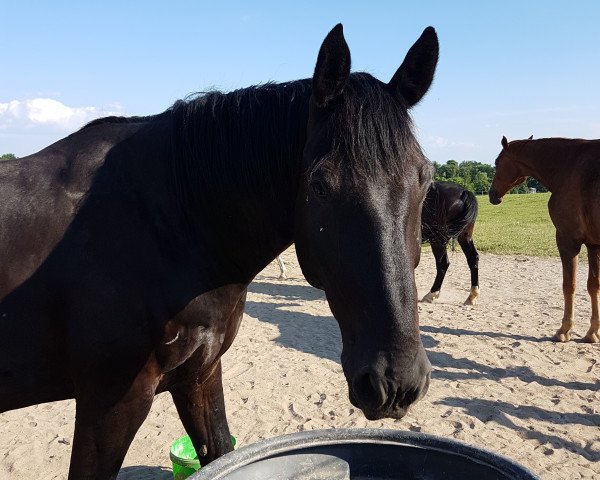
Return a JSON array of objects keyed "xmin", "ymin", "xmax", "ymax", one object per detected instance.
[{"xmin": 353, "ymin": 369, "xmax": 387, "ymax": 409}]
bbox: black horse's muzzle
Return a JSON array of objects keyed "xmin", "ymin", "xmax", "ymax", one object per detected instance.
[{"xmin": 347, "ymin": 351, "xmax": 432, "ymax": 420}]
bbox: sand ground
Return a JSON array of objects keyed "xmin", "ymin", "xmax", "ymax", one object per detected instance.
[{"xmin": 1, "ymin": 247, "xmax": 598, "ymax": 479}]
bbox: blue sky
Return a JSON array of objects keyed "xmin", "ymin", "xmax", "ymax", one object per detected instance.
[{"xmin": 1, "ymin": 1, "xmax": 599, "ymax": 163}]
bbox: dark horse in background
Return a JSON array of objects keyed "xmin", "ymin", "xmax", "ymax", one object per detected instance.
[
  {"xmin": 421, "ymin": 181, "xmax": 479, "ymax": 305},
  {"xmin": 275, "ymin": 180, "xmax": 480, "ymax": 305},
  {"xmin": 490, "ymin": 136, "xmax": 600, "ymax": 343},
  {"xmin": 0, "ymin": 24, "xmax": 439, "ymax": 479}
]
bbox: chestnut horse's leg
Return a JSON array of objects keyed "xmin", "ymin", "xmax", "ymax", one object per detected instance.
[
  {"xmin": 554, "ymin": 233, "xmax": 581, "ymax": 342},
  {"xmin": 457, "ymin": 224, "xmax": 479, "ymax": 306},
  {"xmin": 421, "ymin": 240, "xmax": 449, "ymax": 303},
  {"xmin": 170, "ymin": 359, "xmax": 234, "ymax": 466},
  {"xmin": 67, "ymin": 365, "xmax": 159, "ymax": 480},
  {"xmin": 584, "ymin": 244, "xmax": 600, "ymax": 343}
]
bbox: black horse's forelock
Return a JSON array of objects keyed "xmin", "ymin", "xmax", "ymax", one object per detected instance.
[{"xmin": 311, "ymin": 72, "xmax": 425, "ymax": 181}]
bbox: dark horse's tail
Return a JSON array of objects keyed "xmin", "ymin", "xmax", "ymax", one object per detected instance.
[
  {"xmin": 450, "ymin": 189, "xmax": 478, "ymax": 238},
  {"xmin": 421, "ymin": 182, "xmax": 479, "ymax": 244}
]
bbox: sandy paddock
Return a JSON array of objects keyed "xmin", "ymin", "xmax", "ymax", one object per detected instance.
[{"xmin": 1, "ymin": 247, "xmax": 598, "ymax": 479}]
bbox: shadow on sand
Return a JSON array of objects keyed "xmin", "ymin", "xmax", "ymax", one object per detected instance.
[
  {"xmin": 249, "ymin": 280, "xmax": 325, "ymax": 302},
  {"xmin": 117, "ymin": 465, "xmax": 172, "ymax": 479},
  {"xmin": 248, "ymin": 278, "xmax": 600, "ymax": 464},
  {"xmin": 246, "ymin": 279, "xmax": 599, "ymax": 410},
  {"xmin": 436, "ymin": 396, "xmax": 600, "ymax": 462}
]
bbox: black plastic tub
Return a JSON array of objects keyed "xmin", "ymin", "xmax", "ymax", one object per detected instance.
[{"xmin": 190, "ymin": 428, "xmax": 539, "ymax": 480}]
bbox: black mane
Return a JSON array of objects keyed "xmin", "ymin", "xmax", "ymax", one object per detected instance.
[
  {"xmin": 86, "ymin": 72, "xmax": 422, "ymax": 191},
  {"xmin": 82, "ymin": 114, "xmax": 159, "ymax": 129},
  {"xmin": 168, "ymin": 80, "xmax": 312, "ymax": 202}
]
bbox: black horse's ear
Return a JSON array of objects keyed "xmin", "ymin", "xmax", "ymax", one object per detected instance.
[
  {"xmin": 528, "ymin": 135, "xmax": 533, "ymax": 140},
  {"xmin": 312, "ymin": 24, "xmax": 351, "ymax": 108},
  {"xmin": 388, "ymin": 26, "xmax": 439, "ymax": 107},
  {"xmin": 501, "ymin": 136, "xmax": 509, "ymax": 149}
]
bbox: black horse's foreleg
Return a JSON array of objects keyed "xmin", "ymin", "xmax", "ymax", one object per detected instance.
[
  {"xmin": 68, "ymin": 365, "xmax": 158, "ymax": 480},
  {"xmin": 170, "ymin": 359, "xmax": 234, "ymax": 465},
  {"xmin": 169, "ymin": 290, "xmax": 245, "ymax": 465},
  {"xmin": 457, "ymin": 224, "xmax": 479, "ymax": 305},
  {"xmin": 422, "ymin": 240, "xmax": 449, "ymax": 303}
]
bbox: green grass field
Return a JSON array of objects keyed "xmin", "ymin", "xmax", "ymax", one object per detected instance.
[{"xmin": 473, "ymin": 192, "xmax": 560, "ymax": 257}]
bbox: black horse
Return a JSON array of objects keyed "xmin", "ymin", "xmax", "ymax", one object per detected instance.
[
  {"xmin": 420, "ymin": 181, "xmax": 480, "ymax": 305},
  {"xmin": 0, "ymin": 25, "xmax": 438, "ymax": 479}
]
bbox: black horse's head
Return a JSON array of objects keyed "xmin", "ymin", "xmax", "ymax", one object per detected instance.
[{"xmin": 295, "ymin": 25, "xmax": 438, "ymax": 420}]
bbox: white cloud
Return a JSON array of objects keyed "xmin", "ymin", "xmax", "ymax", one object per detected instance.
[
  {"xmin": 0, "ymin": 98, "xmax": 124, "ymax": 132},
  {"xmin": 425, "ymin": 135, "xmax": 476, "ymax": 149}
]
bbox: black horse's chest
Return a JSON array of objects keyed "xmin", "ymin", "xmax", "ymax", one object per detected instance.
[{"xmin": 155, "ymin": 284, "xmax": 247, "ymax": 377}]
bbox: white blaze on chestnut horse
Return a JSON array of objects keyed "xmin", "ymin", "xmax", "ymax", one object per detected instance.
[{"xmin": 490, "ymin": 136, "xmax": 600, "ymax": 343}]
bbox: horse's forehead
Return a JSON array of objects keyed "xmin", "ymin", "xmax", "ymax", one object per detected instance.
[
  {"xmin": 497, "ymin": 149, "xmax": 515, "ymax": 166},
  {"xmin": 335, "ymin": 172, "xmax": 421, "ymax": 204},
  {"xmin": 495, "ymin": 150, "xmax": 509, "ymax": 166}
]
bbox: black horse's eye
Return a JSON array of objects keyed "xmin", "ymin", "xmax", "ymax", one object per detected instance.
[{"xmin": 310, "ymin": 180, "xmax": 327, "ymax": 197}]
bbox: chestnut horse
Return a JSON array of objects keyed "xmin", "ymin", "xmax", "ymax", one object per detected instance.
[
  {"xmin": 0, "ymin": 25, "xmax": 439, "ymax": 478},
  {"xmin": 490, "ymin": 136, "xmax": 600, "ymax": 343}
]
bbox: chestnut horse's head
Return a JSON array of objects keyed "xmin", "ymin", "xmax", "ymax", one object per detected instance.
[
  {"xmin": 294, "ymin": 25, "xmax": 438, "ymax": 420},
  {"xmin": 489, "ymin": 136, "xmax": 532, "ymax": 204}
]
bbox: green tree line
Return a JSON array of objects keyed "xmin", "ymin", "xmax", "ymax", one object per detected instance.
[
  {"xmin": 431, "ymin": 159, "xmax": 547, "ymax": 194},
  {"xmin": 1, "ymin": 153, "xmax": 17, "ymax": 161}
]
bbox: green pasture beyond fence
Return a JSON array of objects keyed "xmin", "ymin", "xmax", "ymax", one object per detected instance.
[{"xmin": 473, "ymin": 192, "xmax": 559, "ymax": 257}]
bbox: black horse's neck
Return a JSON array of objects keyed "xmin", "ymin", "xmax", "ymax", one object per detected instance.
[{"xmin": 166, "ymin": 80, "xmax": 312, "ymax": 282}]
